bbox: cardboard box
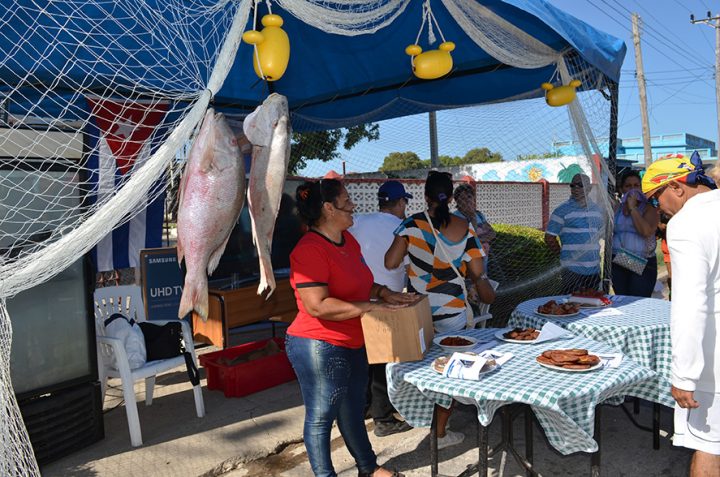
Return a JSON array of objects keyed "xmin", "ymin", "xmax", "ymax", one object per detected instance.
[{"xmin": 361, "ymin": 295, "xmax": 434, "ymax": 364}]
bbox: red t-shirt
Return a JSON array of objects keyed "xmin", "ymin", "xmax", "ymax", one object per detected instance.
[{"xmin": 287, "ymin": 230, "xmax": 373, "ymax": 348}]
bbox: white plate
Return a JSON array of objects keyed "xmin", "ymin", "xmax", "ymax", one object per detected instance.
[
  {"xmin": 535, "ymin": 311, "xmax": 580, "ymax": 318},
  {"xmin": 433, "ymin": 335, "xmax": 478, "ymax": 353},
  {"xmin": 431, "ymin": 356, "xmax": 499, "ymax": 376},
  {"xmin": 494, "ymin": 329, "xmax": 539, "ymax": 344},
  {"xmin": 575, "ymin": 302, "xmax": 610, "ymax": 309},
  {"xmin": 536, "ymin": 360, "xmax": 603, "ymax": 373},
  {"xmin": 566, "ymin": 299, "xmax": 611, "ymax": 309}
]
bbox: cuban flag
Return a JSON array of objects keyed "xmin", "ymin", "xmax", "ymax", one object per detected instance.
[{"xmin": 85, "ymin": 98, "xmax": 169, "ymax": 272}]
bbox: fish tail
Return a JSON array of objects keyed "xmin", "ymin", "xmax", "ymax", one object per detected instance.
[
  {"xmin": 178, "ymin": 277, "xmax": 209, "ymax": 321},
  {"xmin": 257, "ymin": 262, "xmax": 277, "ymax": 298}
]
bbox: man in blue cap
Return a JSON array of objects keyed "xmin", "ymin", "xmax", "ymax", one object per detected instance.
[{"xmin": 349, "ymin": 180, "xmax": 413, "ymax": 437}]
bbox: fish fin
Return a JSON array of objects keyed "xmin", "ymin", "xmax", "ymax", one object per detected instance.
[
  {"xmin": 207, "ymin": 234, "xmax": 231, "ymax": 276},
  {"xmin": 178, "ymin": 277, "xmax": 209, "ymax": 321}
]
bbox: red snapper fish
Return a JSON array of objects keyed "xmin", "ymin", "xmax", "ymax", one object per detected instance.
[
  {"xmin": 177, "ymin": 109, "xmax": 245, "ymax": 320},
  {"xmin": 244, "ymin": 93, "xmax": 290, "ymax": 297}
]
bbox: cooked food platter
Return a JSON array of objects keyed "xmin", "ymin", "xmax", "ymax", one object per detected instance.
[{"xmin": 535, "ymin": 348, "xmax": 602, "ymax": 372}]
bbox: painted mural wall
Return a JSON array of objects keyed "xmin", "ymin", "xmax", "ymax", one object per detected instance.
[{"xmin": 458, "ymin": 156, "xmax": 594, "ymax": 183}]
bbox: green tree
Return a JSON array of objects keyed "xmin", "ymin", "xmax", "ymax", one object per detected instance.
[
  {"xmin": 438, "ymin": 154, "xmax": 463, "ymax": 166},
  {"xmin": 462, "ymin": 147, "xmax": 503, "ymax": 164},
  {"xmin": 379, "ymin": 151, "xmax": 425, "ymax": 172},
  {"xmin": 516, "ymin": 151, "xmax": 561, "ymax": 161},
  {"xmin": 289, "ymin": 124, "xmax": 380, "ymax": 174}
]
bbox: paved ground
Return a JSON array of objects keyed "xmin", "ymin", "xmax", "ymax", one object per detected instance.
[
  {"xmin": 41, "ymin": 276, "xmax": 681, "ymax": 476},
  {"xmin": 41, "ymin": 360, "xmax": 691, "ymax": 477}
]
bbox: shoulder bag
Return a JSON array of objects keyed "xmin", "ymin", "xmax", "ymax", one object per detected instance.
[
  {"xmin": 423, "ymin": 211, "xmax": 476, "ymax": 329},
  {"xmin": 612, "ymin": 216, "xmax": 648, "ymax": 276}
]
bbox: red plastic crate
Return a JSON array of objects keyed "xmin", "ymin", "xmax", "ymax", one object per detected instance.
[{"xmin": 199, "ymin": 337, "xmax": 296, "ymax": 397}]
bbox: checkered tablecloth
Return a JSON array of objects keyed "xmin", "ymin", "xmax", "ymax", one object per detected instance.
[
  {"xmin": 386, "ymin": 329, "xmax": 655, "ymax": 455},
  {"xmin": 509, "ymin": 295, "xmax": 673, "ymax": 408}
]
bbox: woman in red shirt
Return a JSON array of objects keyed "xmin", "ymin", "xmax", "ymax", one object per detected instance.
[{"xmin": 286, "ymin": 179, "xmax": 415, "ymax": 477}]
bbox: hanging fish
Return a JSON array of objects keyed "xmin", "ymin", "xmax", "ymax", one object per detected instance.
[
  {"xmin": 244, "ymin": 93, "xmax": 291, "ymax": 298},
  {"xmin": 177, "ymin": 109, "xmax": 245, "ymax": 320}
]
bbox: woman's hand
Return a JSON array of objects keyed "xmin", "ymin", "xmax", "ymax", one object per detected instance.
[
  {"xmin": 381, "ymin": 290, "xmax": 417, "ymax": 306},
  {"xmin": 626, "ymin": 192, "xmax": 638, "ymax": 211}
]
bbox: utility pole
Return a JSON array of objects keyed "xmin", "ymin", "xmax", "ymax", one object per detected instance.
[
  {"xmin": 690, "ymin": 11, "xmax": 720, "ymax": 158},
  {"xmin": 631, "ymin": 13, "xmax": 653, "ymax": 168}
]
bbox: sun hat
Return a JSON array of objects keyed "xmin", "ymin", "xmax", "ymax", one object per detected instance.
[{"xmin": 641, "ymin": 151, "xmax": 716, "ymax": 197}]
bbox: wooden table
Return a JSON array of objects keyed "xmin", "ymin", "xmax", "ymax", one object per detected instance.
[{"xmin": 192, "ymin": 277, "xmax": 297, "ymax": 348}]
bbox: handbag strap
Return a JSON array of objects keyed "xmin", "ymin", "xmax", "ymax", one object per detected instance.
[{"xmin": 423, "ymin": 211, "xmax": 475, "ymax": 329}]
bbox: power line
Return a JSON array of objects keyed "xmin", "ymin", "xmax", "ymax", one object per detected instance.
[
  {"xmin": 690, "ymin": 8, "xmax": 720, "ymax": 148},
  {"xmin": 603, "ymin": 0, "xmax": 710, "ymax": 73},
  {"xmin": 620, "ymin": 73, "xmax": 715, "ymax": 84},
  {"xmin": 629, "ymin": 0, "xmax": 714, "ymax": 57},
  {"xmin": 624, "ymin": 0, "xmax": 715, "ymax": 56},
  {"xmin": 622, "ymin": 66, "xmax": 712, "ymax": 74},
  {"xmin": 586, "ymin": 0, "xmax": 715, "ymax": 88}
]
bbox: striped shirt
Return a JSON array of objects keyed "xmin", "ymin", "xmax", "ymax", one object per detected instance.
[
  {"xmin": 394, "ymin": 213, "xmax": 484, "ymax": 328},
  {"xmin": 546, "ymin": 198, "xmax": 604, "ymax": 275}
]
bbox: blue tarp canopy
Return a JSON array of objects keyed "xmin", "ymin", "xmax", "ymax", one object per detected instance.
[
  {"xmin": 0, "ymin": 0, "xmax": 625, "ymax": 130},
  {"xmin": 223, "ymin": 0, "xmax": 626, "ymax": 128}
]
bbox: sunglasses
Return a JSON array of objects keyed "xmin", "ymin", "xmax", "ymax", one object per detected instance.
[{"xmin": 570, "ymin": 183, "xmax": 584, "ymax": 189}]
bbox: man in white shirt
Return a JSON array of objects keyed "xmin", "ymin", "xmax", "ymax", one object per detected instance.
[
  {"xmin": 643, "ymin": 152, "xmax": 720, "ymax": 476},
  {"xmin": 349, "ymin": 180, "xmax": 412, "ymax": 437}
]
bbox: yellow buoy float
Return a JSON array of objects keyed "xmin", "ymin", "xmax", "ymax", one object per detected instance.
[
  {"xmin": 541, "ymin": 79, "xmax": 581, "ymax": 107},
  {"xmin": 242, "ymin": 14, "xmax": 290, "ymax": 81},
  {"xmin": 406, "ymin": 41, "xmax": 455, "ymax": 80}
]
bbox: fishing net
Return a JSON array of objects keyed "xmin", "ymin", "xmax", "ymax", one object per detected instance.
[
  {"xmin": 293, "ymin": 52, "xmax": 616, "ymax": 326},
  {"xmin": 0, "ymin": 0, "xmax": 616, "ymax": 473},
  {"xmin": 0, "ymin": 1, "xmax": 252, "ymax": 473}
]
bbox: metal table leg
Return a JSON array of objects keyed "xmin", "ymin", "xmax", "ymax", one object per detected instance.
[
  {"xmin": 653, "ymin": 403, "xmax": 660, "ymax": 450},
  {"xmin": 591, "ymin": 406, "xmax": 601, "ymax": 477},
  {"xmin": 436, "ymin": 404, "xmax": 537, "ymax": 477},
  {"xmin": 620, "ymin": 399, "xmax": 664, "ymax": 450},
  {"xmin": 524, "ymin": 407, "xmax": 533, "ymax": 477},
  {"xmin": 431, "ymin": 406, "xmax": 439, "ymax": 477},
  {"xmin": 477, "ymin": 419, "xmax": 488, "ymax": 477}
]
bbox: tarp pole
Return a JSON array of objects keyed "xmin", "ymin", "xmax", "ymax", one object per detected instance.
[
  {"xmin": 429, "ymin": 111, "xmax": 439, "ymax": 167},
  {"xmin": 603, "ymin": 79, "xmax": 619, "ymax": 294}
]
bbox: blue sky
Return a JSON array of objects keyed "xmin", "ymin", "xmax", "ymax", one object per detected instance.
[
  {"xmin": 299, "ymin": 0, "xmax": 719, "ymax": 176},
  {"xmin": 551, "ymin": 0, "xmax": 717, "ymax": 143}
]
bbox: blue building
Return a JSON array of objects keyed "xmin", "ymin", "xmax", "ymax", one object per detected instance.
[{"xmin": 552, "ymin": 132, "xmax": 717, "ymax": 170}]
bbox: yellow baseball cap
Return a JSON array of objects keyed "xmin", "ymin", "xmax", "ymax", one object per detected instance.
[{"xmin": 641, "ymin": 154, "xmax": 695, "ymax": 197}]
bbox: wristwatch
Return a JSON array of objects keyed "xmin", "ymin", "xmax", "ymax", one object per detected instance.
[{"xmin": 478, "ymin": 273, "xmax": 489, "ymax": 281}]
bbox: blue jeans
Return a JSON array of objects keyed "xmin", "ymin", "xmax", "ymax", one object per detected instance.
[{"xmin": 285, "ymin": 335, "xmax": 377, "ymax": 477}]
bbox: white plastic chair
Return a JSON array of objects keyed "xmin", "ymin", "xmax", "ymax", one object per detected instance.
[
  {"xmin": 93, "ymin": 285, "xmax": 205, "ymax": 446},
  {"xmin": 472, "ymin": 279, "xmax": 500, "ymax": 328}
]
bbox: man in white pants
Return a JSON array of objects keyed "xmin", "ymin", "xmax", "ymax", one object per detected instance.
[
  {"xmin": 349, "ymin": 180, "xmax": 413, "ymax": 437},
  {"xmin": 643, "ymin": 152, "xmax": 720, "ymax": 476}
]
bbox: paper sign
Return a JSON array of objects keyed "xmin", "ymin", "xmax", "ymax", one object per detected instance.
[
  {"xmin": 596, "ymin": 352, "xmax": 623, "ymax": 368},
  {"xmin": 582, "ymin": 307, "xmax": 624, "ymax": 318},
  {"xmin": 443, "ymin": 352, "xmax": 488, "ymax": 380},
  {"xmin": 535, "ymin": 322, "xmax": 573, "ymax": 343}
]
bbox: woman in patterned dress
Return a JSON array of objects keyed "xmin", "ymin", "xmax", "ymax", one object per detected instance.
[{"xmin": 385, "ymin": 171, "xmax": 495, "ymax": 448}]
